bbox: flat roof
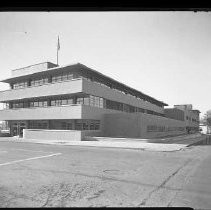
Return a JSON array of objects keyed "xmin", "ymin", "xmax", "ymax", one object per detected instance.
[{"xmin": 0, "ymin": 62, "xmax": 168, "ymax": 107}]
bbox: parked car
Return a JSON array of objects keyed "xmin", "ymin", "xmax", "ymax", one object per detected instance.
[{"xmin": 0, "ymin": 130, "xmax": 11, "ymax": 137}]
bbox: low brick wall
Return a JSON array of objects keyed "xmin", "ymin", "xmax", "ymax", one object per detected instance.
[
  {"xmin": 23, "ymin": 129, "xmax": 83, "ymax": 141},
  {"xmin": 23, "ymin": 129, "xmax": 101, "ymax": 141}
]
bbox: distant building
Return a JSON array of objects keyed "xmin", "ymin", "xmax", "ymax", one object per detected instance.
[
  {"xmin": 0, "ymin": 62, "xmax": 199, "ymax": 140},
  {"xmin": 164, "ymin": 108, "xmax": 184, "ymax": 121},
  {"xmin": 165, "ymin": 105, "xmax": 200, "ymax": 133}
]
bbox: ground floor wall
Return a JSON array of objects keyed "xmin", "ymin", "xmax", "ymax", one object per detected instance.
[
  {"xmin": 6, "ymin": 108, "xmax": 200, "ymax": 140},
  {"xmin": 23, "ymin": 129, "xmax": 101, "ymax": 141},
  {"xmin": 102, "ymin": 112, "xmax": 187, "ymax": 138},
  {"xmin": 8, "ymin": 119, "xmax": 102, "ymax": 137}
]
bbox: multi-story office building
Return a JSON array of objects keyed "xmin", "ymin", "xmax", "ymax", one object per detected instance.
[{"xmin": 0, "ymin": 62, "xmax": 198, "ymax": 140}]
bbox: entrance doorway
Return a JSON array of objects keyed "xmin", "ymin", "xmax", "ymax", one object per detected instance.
[{"xmin": 11, "ymin": 122, "xmax": 26, "ymax": 137}]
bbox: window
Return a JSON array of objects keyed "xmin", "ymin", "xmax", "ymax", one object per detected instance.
[
  {"xmin": 62, "ymin": 75, "xmax": 68, "ymax": 81},
  {"xmin": 61, "ymin": 122, "xmax": 67, "ymax": 130},
  {"xmin": 147, "ymin": 125, "xmax": 157, "ymax": 132},
  {"xmin": 75, "ymin": 123, "xmax": 82, "ymax": 130},
  {"xmin": 61, "ymin": 99, "xmax": 68, "ymax": 105},
  {"xmin": 90, "ymin": 95, "xmax": 95, "ymax": 106},
  {"xmin": 3, "ymin": 103, "xmax": 9, "ymax": 109},
  {"xmin": 123, "ymin": 104, "xmax": 130, "ymax": 112},
  {"xmin": 43, "ymin": 101, "xmax": 48, "ymax": 107},
  {"xmin": 83, "ymin": 122, "xmax": 89, "ymax": 130},
  {"xmin": 67, "ymin": 98, "xmax": 74, "ymax": 104},
  {"xmin": 29, "ymin": 121, "xmax": 48, "ymax": 129},
  {"xmin": 38, "ymin": 101, "xmax": 43, "ymax": 107},
  {"xmin": 13, "ymin": 81, "xmax": 28, "ymax": 89},
  {"xmin": 67, "ymin": 73, "xmax": 73, "ymax": 80},
  {"xmin": 84, "ymin": 97, "xmax": 90, "ymax": 105},
  {"xmin": 51, "ymin": 100, "xmax": 56, "ymax": 106},
  {"xmin": 67, "ymin": 123, "xmax": 72, "ymax": 130},
  {"xmin": 146, "ymin": 110, "xmax": 154, "ymax": 115},
  {"xmin": 52, "ymin": 73, "xmax": 74, "ymax": 83},
  {"xmin": 52, "ymin": 75, "xmax": 62, "ymax": 83},
  {"xmin": 90, "ymin": 122, "xmax": 95, "ymax": 130},
  {"xmin": 13, "ymin": 102, "xmax": 24, "ymax": 109},
  {"xmin": 129, "ymin": 105, "xmax": 135, "ymax": 113},
  {"xmin": 31, "ymin": 78, "xmax": 48, "ymax": 87},
  {"xmin": 137, "ymin": 108, "xmax": 145, "ymax": 113},
  {"xmin": 74, "ymin": 120, "xmax": 100, "ymax": 131},
  {"xmin": 51, "ymin": 98, "xmax": 74, "ymax": 106},
  {"xmin": 99, "ymin": 98, "xmax": 104, "ymax": 108},
  {"xmin": 76, "ymin": 97, "xmax": 84, "ymax": 104},
  {"xmin": 94, "ymin": 96, "xmax": 100, "ymax": 107},
  {"xmin": 94, "ymin": 121, "xmax": 100, "ymax": 130},
  {"xmin": 34, "ymin": 102, "xmax": 39, "ymax": 107},
  {"xmin": 29, "ymin": 100, "xmax": 48, "ymax": 108},
  {"xmin": 54, "ymin": 100, "xmax": 62, "ymax": 106}
]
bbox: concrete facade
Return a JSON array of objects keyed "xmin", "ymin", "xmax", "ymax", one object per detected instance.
[
  {"xmin": 0, "ymin": 78, "xmax": 83, "ymax": 102},
  {"xmin": 23, "ymin": 129, "xmax": 83, "ymax": 141},
  {"xmin": 103, "ymin": 112, "xmax": 186, "ymax": 138},
  {"xmin": 0, "ymin": 62, "xmax": 200, "ymax": 140}
]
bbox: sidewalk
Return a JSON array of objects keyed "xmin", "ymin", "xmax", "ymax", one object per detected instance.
[{"xmin": 0, "ymin": 133, "xmax": 205, "ymax": 152}]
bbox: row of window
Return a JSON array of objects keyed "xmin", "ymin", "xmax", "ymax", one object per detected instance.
[
  {"xmin": 7, "ymin": 94, "xmax": 164, "ymax": 117},
  {"xmin": 52, "ymin": 73, "xmax": 74, "ymax": 83},
  {"xmin": 186, "ymin": 116, "xmax": 199, "ymax": 123},
  {"xmin": 28, "ymin": 121, "xmax": 48, "ymax": 129},
  {"xmin": 31, "ymin": 78, "xmax": 48, "ymax": 87},
  {"xmin": 147, "ymin": 125, "xmax": 185, "ymax": 132},
  {"xmin": 13, "ymin": 101, "xmax": 48, "ymax": 108},
  {"xmin": 51, "ymin": 98, "xmax": 74, "ymax": 106},
  {"xmin": 75, "ymin": 120, "xmax": 100, "ymax": 130},
  {"xmin": 27, "ymin": 120, "xmax": 100, "ymax": 130},
  {"xmin": 12, "ymin": 73, "xmax": 75, "ymax": 89}
]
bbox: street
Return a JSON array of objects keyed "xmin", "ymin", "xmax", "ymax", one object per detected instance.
[{"xmin": 0, "ymin": 140, "xmax": 210, "ymax": 208}]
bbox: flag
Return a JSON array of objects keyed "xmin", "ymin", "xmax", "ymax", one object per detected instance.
[{"xmin": 57, "ymin": 36, "xmax": 60, "ymax": 51}]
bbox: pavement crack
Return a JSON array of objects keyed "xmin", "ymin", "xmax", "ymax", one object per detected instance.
[
  {"xmin": 86, "ymin": 190, "xmax": 105, "ymax": 201},
  {"xmin": 138, "ymin": 159, "xmax": 192, "ymax": 206}
]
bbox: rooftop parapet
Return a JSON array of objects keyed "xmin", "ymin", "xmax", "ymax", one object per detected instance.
[
  {"xmin": 11, "ymin": 62, "xmax": 58, "ymax": 77},
  {"xmin": 174, "ymin": 104, "xmax": 193, "ymax": 110}
]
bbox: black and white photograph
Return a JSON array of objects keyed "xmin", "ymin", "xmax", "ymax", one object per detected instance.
[{"xmin": 0, "ymin": 10, "xmax": 211, "ymax": 208}]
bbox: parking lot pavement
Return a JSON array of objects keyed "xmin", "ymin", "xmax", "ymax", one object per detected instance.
[{"xmin": 0, "ymin": 140, "xmax": 210, "ymax": 208}]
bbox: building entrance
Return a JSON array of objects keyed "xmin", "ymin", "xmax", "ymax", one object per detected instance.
[{"xmin": 11, "ymin": 122, "xmax": 26, "ymax": 137}]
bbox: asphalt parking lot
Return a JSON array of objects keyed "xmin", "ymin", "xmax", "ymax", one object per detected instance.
[{"xmin": 0, "ymin": 140, "xmax": 211, "ymax": 208}]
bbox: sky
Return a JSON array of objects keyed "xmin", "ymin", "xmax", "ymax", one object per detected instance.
[{"xmin": 0, "ymin": 11, "xmax": 211, "ymax": 117}]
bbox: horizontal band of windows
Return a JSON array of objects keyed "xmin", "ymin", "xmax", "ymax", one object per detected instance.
[
  {"xmin": 147, "ymin": 125, "xmax": 185, "ymax": 132},
  {"xmin": 4, "ymin": 95, "xmax": 164, "ymax": 117},
  {"xmin": 28, "ymin": 119, "xmax": 100, "ymax": 130}
]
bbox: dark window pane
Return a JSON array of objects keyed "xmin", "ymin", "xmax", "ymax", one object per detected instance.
[
  {"xmin": 34, "ymin": 102, "xmax": 39, "ymax": 107},
  {"xmin": 43, "ymin": 101, "xmax": 48, "ymax": 107},
  {"xmin": 67, "ymin": 99, "xmax": 74, "ymax": 104},
  {"xmin": 84, "ymin": 97, "xmax": 90, "ymax": 105}
]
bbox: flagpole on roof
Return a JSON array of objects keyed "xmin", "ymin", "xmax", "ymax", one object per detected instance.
[{"xmin": 57, "ymin": 35, "xmax": 60, "ymax": 65}]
